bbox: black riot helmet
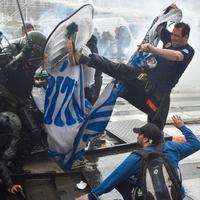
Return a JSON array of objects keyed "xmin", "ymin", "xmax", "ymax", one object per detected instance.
[{"xmin": 20, "ymin": 31, "xmax": 47, "ymax": 69}]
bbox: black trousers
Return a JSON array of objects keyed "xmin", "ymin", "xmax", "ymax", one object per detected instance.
[{"xmin": 88, "ymin": 54, "xmax": 170, "ymax": 130}]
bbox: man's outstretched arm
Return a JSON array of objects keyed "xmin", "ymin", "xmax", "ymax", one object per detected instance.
[
  {"xmin": 138, "ymin": 43, "xmax": 184, "ymax": 61},
  {"xmin": 170, "ymin": 115, "xmax": 200, "ymax": 160}
]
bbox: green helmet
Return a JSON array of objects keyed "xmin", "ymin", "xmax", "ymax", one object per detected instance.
[{"xmin": 20, "ymin": 31, "xmax": 47, "ymax": 68}]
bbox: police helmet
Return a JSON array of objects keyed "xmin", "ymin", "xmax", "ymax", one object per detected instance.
[{"xmin": 20, "ymin": 31, "xmax": 47, "ymax": 68}]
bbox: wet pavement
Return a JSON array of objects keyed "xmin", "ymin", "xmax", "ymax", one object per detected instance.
[{"xmin": 3, "ymin": 88, "xmax": 200, "ymax": 200}]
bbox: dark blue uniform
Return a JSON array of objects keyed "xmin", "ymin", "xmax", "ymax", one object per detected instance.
[{"xmin": 149, "ymin": 29, "xmax": 194, "ymax": 92}]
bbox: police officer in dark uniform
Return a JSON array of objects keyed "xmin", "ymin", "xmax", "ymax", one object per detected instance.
[
  {"xmin": 67, "ymin": 6, "xmax": 194, "ymax": 130},
  {"xmin": 0, "ymin": 30, "xmax": 47, "ymax": 175}
]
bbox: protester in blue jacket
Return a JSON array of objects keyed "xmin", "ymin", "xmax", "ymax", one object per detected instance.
[{"xmin": 75, "ymin": 115, "xmax": 200, "ymax": 200}]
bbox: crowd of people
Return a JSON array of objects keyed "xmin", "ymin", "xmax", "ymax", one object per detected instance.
[{"xmin": 94, "ymin": 26, "xmax": 131, "ymax": 62}]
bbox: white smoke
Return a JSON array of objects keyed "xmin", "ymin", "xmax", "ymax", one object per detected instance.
[
  {"xmin": 92, "ymin": 0, "xmax": 200, "ymax": 91},
  {"xmin": 0, "ymin": 0, "xmax": 199, "ymax": 90}
]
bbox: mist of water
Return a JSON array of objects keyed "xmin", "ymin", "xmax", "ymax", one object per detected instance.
[
  {"xmin": 88, "ymin": 0, "xmax": 200, "ymax": 91},
  {"xmin": 0, "ymin": 0, "xmax": 199, "ymax": 91}
]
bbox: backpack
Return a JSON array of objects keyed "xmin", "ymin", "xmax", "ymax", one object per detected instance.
[{"xmin": 132, "ymin": 144, "xmax": 182, "ymax": 200}]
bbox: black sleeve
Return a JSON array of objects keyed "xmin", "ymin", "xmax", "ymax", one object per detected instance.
[
  {"xmin": 87, "ymin": 35, "xmax": 102, "ymax": 81},
  {"xmin": 86, "ymin": 35, "xmax": 102, "ymax": 104},
  {"xmin": 180, "ymin": 45, "xmax": 195, "ymax": 66},
  {"xmin": 0, "ymin": 160, "xmax": 13, "ymax": 189},
  {"xmin": 160, "ymin": 29, "xmax": 171, "ymax": 46}
]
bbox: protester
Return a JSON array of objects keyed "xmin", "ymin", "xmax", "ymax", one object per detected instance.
[{"xmin": 75, "ymin": 115, "xmax": 200, "ymax": 200}]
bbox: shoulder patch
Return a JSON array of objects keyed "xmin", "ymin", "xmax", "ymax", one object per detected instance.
[
  {"xmin": 182, "ymin": 49, "xmax": 189, "ymax": 54},
  {"xmin": 164, "ymin": 42, "xmax": 171, "ymax": 48}
]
